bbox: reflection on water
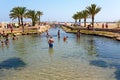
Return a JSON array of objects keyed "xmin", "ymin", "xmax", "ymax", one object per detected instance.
[
  {"xmin": 76, "ymin": 37, "xmax": 81, "ymax": 45},
  {"xmin": 48, "ymin": 48, "xmax": 54, "ymax": 61},
  {"xmin": 0, "ymin": 27, "xmax": 120, "ymax": 80}
]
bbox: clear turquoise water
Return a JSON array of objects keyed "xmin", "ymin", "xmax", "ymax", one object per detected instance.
[{"xmin": 0, "ymin": 27, "xmax": 120, "ymax": 80}]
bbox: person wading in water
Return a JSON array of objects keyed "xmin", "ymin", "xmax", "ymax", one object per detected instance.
[
  {"xmin": 57, "ymin": 30, "xmax": 60, "ymax": 38},
  {"xmin": 48, "ymin": 36, "xmax": 54, "ymax": 48}
]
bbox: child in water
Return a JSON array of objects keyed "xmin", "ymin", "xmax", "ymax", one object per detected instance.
[
  {"xmin": 1, "ymin": 41, "xmax": 4, "ymax": 47},
  {"xmin": 12, "ymin": 34, "xmax": 18, "ymax": 40},
  {"xmin": 63, "ymin": 36, "xmax": 68, "ymax": 42}
]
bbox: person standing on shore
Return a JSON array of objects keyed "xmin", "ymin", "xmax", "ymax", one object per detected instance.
[
  {"xmin": 102, "ymin": 23, "xmax": 104, "ymax": 29},
  {"xmin": 105, "ymin": 23, "xmax": 108, "ymax": 29},
  {"xmin": 48, "ymin": 36, "xmax": 54, "ymax": 48}
]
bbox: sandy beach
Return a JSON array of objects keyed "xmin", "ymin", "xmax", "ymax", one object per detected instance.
[
  {"xmin": 76, "ymin": 22, "xmax": 119, "ymax": 29},
  {"xmin": 0, "ymin": 25, "xmax": 51, "ymax": 35},
  {"xmin": 62, "ymin": 23, "xmax": 120, "ymax": 41}
]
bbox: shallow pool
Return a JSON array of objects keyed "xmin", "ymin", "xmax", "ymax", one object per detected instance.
[{"xmin": 0, "ymin": 27, "xmax": 120, "ymax": 80}]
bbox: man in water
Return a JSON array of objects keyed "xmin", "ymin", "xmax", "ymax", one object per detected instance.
[
  {"xmin": 57, "ymin": 30, "xmax": 60, "ymax": 38},
  {"xmin": 48, "ymin": 36, "xmax": 54, "ymax": 48}
]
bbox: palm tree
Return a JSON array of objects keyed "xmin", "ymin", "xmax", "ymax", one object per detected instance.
[
  {"xmin": 9, "ymin": 7, "xmax": 21, "ymax": 26},
  {"xmin": 77, "ymin": 11, "xmax": 83, "ymax": 26},
  {"xmin": 72, "ymin": 14, "xmax": 78, "ymax": 25},
  {"xmin": 81, "ymin": 10, "xmax": 89, "ymax": 27},
  {"xmin": 25, "ymin": 10, "xmax": 38, "ymax": 26},
  {"xmin": 9, "ymin": 7, "xmax": 27, "ymax": 32},
  {"xmin": 19, "ymin": 7, "xmax": 27, "ymax": 28},
  {"xmin": 86, "ymin": 4, "xmax": 101, "ymax": 28},
  {"xmin": 37, "ymin": 11, "xmax": 43, "ymax": 25},
  {"xmin": 9, "ymin": 12, "xmax": 21, "ymax": 26}
]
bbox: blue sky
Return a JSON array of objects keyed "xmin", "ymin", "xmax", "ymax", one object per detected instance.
[{"xmin": 0, "ymin": 0, "xmax": 120, "ymax": 22}]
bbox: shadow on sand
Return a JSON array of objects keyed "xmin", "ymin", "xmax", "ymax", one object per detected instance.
[
  {"xmin": 0, "ymin": 57, "xmax": 26, "ymax": 69},
  {"xmin": 90, "ymin": 60, "xmax": 120, "ymax": 80},
  {"xmin": 90, "ymin": 60, "xmax": 108, "ymax": 68}
]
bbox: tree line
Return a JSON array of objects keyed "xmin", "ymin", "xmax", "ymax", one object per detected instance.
[
  {"xmin": 9, "ymin": 6, "xmax": 43, "ymax": 32},
  {"xmin": 72, "ymin": 4, "xmax": 101, "ymax": 28}
]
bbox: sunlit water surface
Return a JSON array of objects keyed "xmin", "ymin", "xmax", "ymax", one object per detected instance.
[{"xmin": 0, "ymin": 27, "xmax": 120, "ymax": 80}]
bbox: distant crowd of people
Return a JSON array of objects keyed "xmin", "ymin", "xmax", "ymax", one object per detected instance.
[
  {"xmin": 102, "ymin": 23, "xmax": 108, "ymax": 29},
  {"xmin": 86, "ymin": 23, "xmax": 109, "ymax": 30},
  {"xmin": 0, "ymin": 31, "xmax": 18, "ymax": 48}
]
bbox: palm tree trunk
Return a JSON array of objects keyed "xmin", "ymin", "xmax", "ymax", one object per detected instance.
[
  {"xmin": 32, "ymin": 19, "xmax": 35, "ymax": 26},
  {"xmin": 39, "ymin": 16, "xmax": 40, "ymax": 25},
  {"xmin": 21, "ymin": 17, "xmax": 24, "ymax": 32},
  {"xmin": 92, "ymin": 16, "xmax": 94, "ymax": 28},
  {"xmin": 75, "ymin": 20, "xmax": 77, "ymax": 24},
  {"xmin": 84, "ymin": 18, "xmax": 86, "ymax": 27},
  {"xmin": 91, "ymin": 16, "xmax": 95, "ymax": 31},
  {"xmin": 18, "ymin": 18, "xmax": 20, "ymax": 26},
  {"xmin": 79, "ymin": 19, "xmax": 81, "ymax": 26}
]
